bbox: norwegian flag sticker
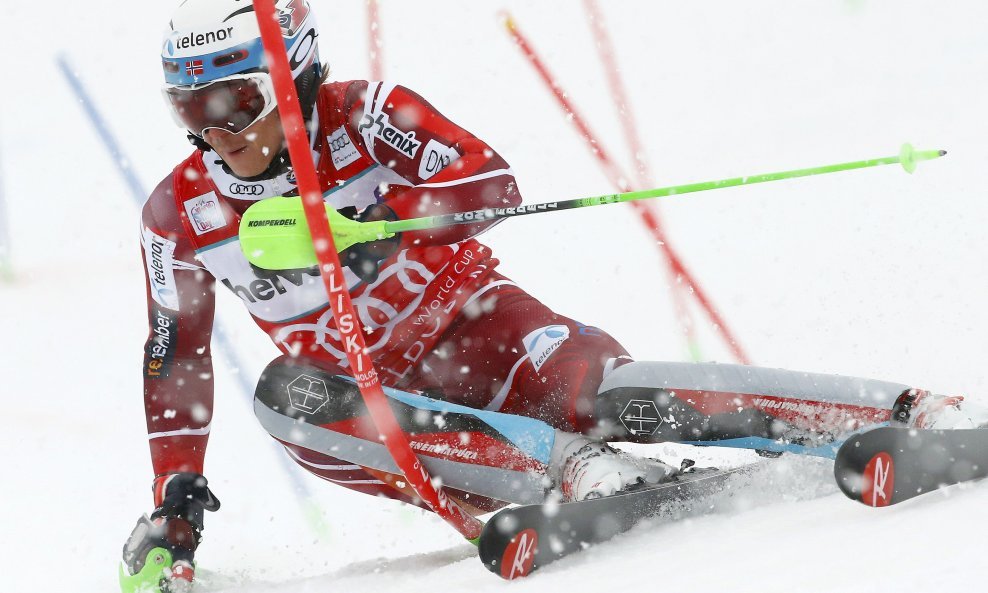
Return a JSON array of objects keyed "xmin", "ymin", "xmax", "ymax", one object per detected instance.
[{"xmin": 185, "ymin": 60, "xmax": 204, "ymax": 77}]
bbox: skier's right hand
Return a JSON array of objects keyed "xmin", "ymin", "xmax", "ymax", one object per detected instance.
[
  {"xmin": 338, "ymin": 204, "xmax": 401, "ymax": 284},
  {"xmin": 120, "ymin": 473, "xmax": 220, "ymax": 593}
]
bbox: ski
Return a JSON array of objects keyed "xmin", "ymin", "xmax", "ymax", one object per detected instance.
[
  {"xmin": 834, "ymin": 426, "xmax": 988, "ymax": 507},
  {"xmin": 477, "ymin": 464, "xmax": 753, "ymax": 579}
]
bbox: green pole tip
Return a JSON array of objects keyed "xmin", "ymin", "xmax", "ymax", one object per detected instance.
[
  {"xmin": 939, "ymin": 150, "xmax": 947, "ymax": 157},
  {"xmin": 899, "ymin": 143, "xmax": 917, "ymax": 174}
]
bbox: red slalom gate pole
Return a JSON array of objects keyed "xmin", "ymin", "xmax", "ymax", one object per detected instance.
[
  {"xmin": 502, "ymin": 12, "xmax": 752, "ymax": 365},
  {"xmin": 582, "ymin": 0, "xmax": 699, "ymax": 359},
  {"xmin": 252, "ymin": 0, "xmax": 483, "ymax": 540},
  {"xmin": 367, "ymin": 0, "xmax": 384, "ymax": 80},
  {"xmin": 582, "ymin": 0, "xmax": 653, "ymax": 188}
]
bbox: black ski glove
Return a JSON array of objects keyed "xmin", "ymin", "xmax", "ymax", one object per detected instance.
[
  {"xmin": 338, "ymin": 204, "xmax": 401, "ymax": 284},
  {"xmin": 121, "ymin": 473, "xmax": 221, "ymax": 590}
]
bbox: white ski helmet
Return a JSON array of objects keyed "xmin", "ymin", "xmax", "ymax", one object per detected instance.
[
  {"xmin": 161, "ymin": 0, "xmax": 322, "ymax": 137},
  {"xmin": 162, "ymin": 0, "xmax": 320, "ymax": 86}
]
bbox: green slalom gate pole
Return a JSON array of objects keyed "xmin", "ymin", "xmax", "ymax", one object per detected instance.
[{"xmin": 240, "ymin": 144, "xmax": 944, "ymax": 270}]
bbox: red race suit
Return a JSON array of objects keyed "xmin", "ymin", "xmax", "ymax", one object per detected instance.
[{"xmin": 140, "ymin": 81, "xmax": 629, "ymax": 506}]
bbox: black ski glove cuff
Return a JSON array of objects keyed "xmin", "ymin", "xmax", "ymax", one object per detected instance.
[{"xmin": 151, "ymin": 472, "xmax": 221, "ymax": 530}]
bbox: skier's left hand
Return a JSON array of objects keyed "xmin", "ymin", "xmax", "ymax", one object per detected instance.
[
  {"xmin": 339, "ymin": 204, "xmax": 401, "ymax": 284},
  {"xmin": 120, "ymin": 473, "xmax": 220, "ymax": 592}
]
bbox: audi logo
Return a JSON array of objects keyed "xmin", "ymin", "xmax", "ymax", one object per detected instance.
[
  {"xmin": 229, "ymin": 183, "xmax": 264, "ymax": 196},
  {"xmin": 330, "ymin": 135, "xmax": 352, "ymax": 151}
]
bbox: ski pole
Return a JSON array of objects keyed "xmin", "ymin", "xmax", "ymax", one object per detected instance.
[
  {"xmin": 240, "ymin": 144, "xmax": 944, "ymax": 271},
  {"xmin": 389, "ymin": 144, "xmax": 943, "ymax": 232}
]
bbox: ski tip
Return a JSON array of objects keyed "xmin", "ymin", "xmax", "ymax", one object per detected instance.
[
  {"xmin": 478, "ymin": 520, "xmax": 540, "ymax": 580},
  {"xmin": 860, "ymin": 451, "xmax": 896, "ymax": 507}
]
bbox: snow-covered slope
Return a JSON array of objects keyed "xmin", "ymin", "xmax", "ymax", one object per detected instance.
[{"xmin": 2, "ymin": 1, "xmax": 987, "ymax": 592}]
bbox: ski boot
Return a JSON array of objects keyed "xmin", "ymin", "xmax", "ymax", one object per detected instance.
[
  {"xmin": 554, "ymin": 433, "xmax": 677, "ymax": 501},
  {"xmin": 892, "ymin": 388, "xmax": 988, "ymax": 430}
]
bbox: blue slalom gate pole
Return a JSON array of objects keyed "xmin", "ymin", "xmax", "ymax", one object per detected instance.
[
  {"xmin": 55, "ymin": 53, "xmax": 330, "ymax": 536},
  {"xmin": 56, "ymin": 56, "xmax": 147, "ymax": 204}
]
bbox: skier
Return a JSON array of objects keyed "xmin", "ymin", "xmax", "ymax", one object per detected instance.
[{"xmin": 123, "ymin": 0, "xmax": 988, "ymax": 590}]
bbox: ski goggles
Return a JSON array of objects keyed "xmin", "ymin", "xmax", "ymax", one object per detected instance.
[{"xmin": 162, "ymin": 72, "xmax": 277, "ymax": 137}]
